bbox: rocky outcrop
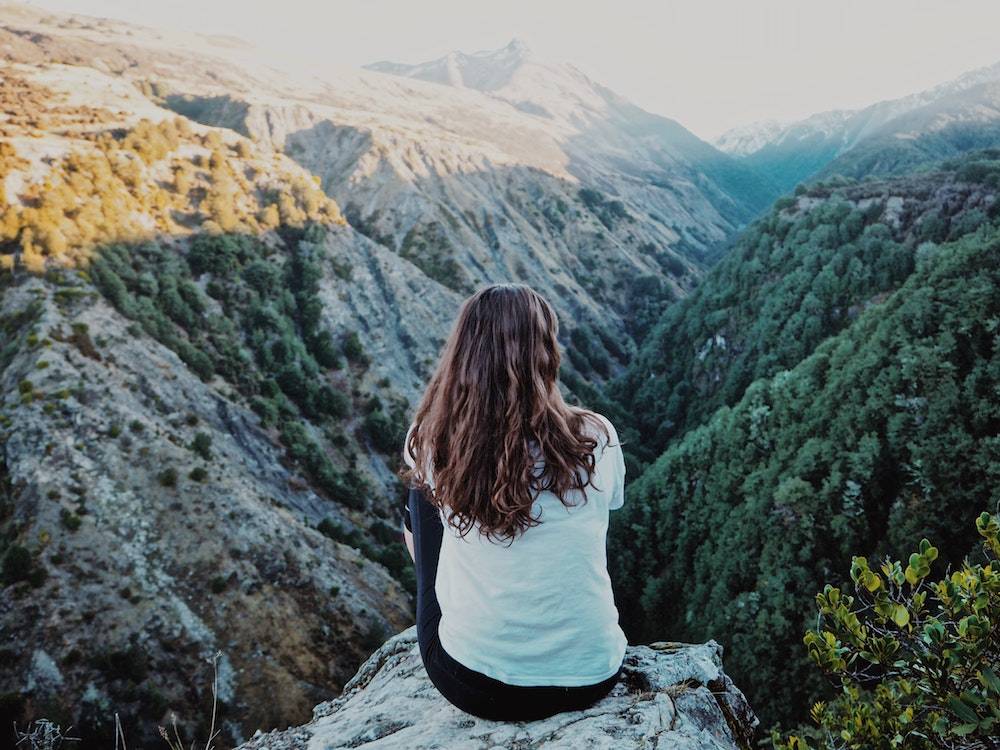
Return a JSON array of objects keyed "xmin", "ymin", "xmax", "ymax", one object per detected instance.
[
  {"xmin": 239, "ymin": 626, "xmax": 758, "ymax": 750},
  {"xmin": 0, "ymin": 274, "xmax": 414, "ymax": 745}
]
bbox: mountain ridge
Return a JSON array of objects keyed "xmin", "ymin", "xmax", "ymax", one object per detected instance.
[{"xmin": 715, "ymin": 56, "xmax": 1000, "ymax": 191}]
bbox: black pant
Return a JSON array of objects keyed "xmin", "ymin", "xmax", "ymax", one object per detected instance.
[{"xmin": 404, "ymin": 487, "xmax": 622, "ymax": 721}]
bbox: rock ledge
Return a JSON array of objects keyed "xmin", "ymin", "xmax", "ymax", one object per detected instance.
[{"xmin": 239, "ymin": 626, "xmax": 758, "ymax": 749}]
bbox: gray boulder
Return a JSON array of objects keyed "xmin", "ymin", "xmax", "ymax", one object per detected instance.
[{"xmin": 239, "ymin": 626, "xmax": 758, "ymax": 749}]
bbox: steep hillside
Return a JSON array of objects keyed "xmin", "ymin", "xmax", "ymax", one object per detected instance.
[
  {"xmin": 0, "ymin": 59, "xmax": 465, "ymax": 748},
  {"xmin": 616, "ymin": 154, "xmax": 1000, "ymax": 460},
  {"xmin": 610, "ymin": 162, "xmax": 1000, "ymax": 728},
  {"xmin": 0, "ymin": 4, "xmax": 784, "ymax": 372},
  {"xmin": 717, "ymin": 59, "xmax": 1000, "ymax": 192}
]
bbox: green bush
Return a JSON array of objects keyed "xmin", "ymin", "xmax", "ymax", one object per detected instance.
[
  {"xmin": 190, "ymin": 432, "xmax": 213, "ymax": 460},
  {"xmin": 364, "ymin": 409, "xmax": 403, "ymax": 454},
  {"xmin": 342, "ymin": 331, "xmax": 367, "ymax": 364},
  {"xmin": 774, "ymin": 512, "xmax": 1000, "ymax": 750},
  {"xmin": 60, "ymin": 509, "xmax": 82, "ymax": 531},
  {"xmin": 92, "ymin": 645, "xmax": 149, "ymax": 683},
  {"xmin": 1, "ymin": 545, "xmax": 32, "ymax": 585},
  {"xmin": 157, "ymin": 467, "xmax": 178, "ymax": 488}
]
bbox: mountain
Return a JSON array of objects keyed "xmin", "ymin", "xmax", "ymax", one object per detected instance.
[
  {"xmin": 609, "ymin": 152, "xmax": 1000, "ymax": 726},
  {"xmin": 42, "ymin": 15, "xmax": 785, "ymax": 377},
  {"xmin": 0, "ymin": 4, "xmax": 780, "ymax": 746},
  {"xmin": 366, "ymin": 37, "xmax": 536, "ymax": 91},
  {"xmin": 0, "ymin": 56, "xmax": 444, "ymax": 747},
  {"xmin": 716, "ymin": 59, "xmax": 1000, "ymax": 192},
  {"xmin": 364, "ymin": 38, "xmax": 780, "ymax": 226},
  {"xmin": 712, "ymin": 119, "xmax": 789, "ymax": 157},
  {"xmin": 161, "ymin": 34, "xmax": 782, "ymax": 359}
]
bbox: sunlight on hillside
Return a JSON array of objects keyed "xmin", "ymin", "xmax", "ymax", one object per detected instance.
[{"xmin": 0, "ymin": 68, "xmax": 342, "ymax": 275}]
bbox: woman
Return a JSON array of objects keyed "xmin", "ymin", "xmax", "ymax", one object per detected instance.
[{"xmin": 399, "ymin": 283, "xmax": 627, "ymax": 722}]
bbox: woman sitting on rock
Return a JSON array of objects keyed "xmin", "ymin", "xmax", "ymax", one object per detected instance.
[{"xmin": 399, "ymin": 283, "xmax": 627, "ymax": 721}]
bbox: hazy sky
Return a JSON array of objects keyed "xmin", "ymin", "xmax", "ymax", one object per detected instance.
[{"xmin": 21, "ymin": 0, "xmax": 1000, "ymax": 139}]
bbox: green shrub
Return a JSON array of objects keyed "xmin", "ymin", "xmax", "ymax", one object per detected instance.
[
  {"xmin": 317, "ymin": 518, "xmax": 370, "ymax": 554},
  {"xmin": 157, "ymin": 467, "xmax": 178, "ymax": 488},
  {"xmin": 190, "ymin": 432, "xmax": 213, "ymax": 460},
  {"xmin": 60, "ymin": 509, "xmax": 82, "ymax": 531},
  {"xmin": 188, "ymin": 467, "xmax": 208, "ymax": 482},
  {"xmin": 774, "ymin": 512, "xmax": 1000, "ymax": 750},
  {"xmin": 92, "ymin": 645, "xmax": 149, "ymax": 683},
  {"xmin": 342, "ymin": 331, "xmax": 367, "ymax": 364},
  {"xmin": 364, "ymin": 409, "xmax": 402, "ymax": 454},
  {"xmin": 1, "ymin": 545, "xmax": 32, "ymax": 585}
]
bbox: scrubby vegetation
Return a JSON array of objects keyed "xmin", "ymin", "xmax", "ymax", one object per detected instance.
[
  {"xmin": 0, "ymin": 73, "xmax": 416, "ymax": 688},
  {"xmin": 578, "ymin": 187, "xmax": 630, "ymax": 230},
  {"xmin": 0, "ymin": 72, "xmax": 342, "ymax": 275}
]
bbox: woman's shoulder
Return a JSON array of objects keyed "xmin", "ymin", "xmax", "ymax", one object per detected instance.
[{"xmin": 580, "ymin": 411, "xmax": 620, "ymax": 452}]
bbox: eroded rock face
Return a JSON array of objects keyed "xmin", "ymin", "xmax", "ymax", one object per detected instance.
[{"xmin": 239, "ymin": 626, "xmax": 758, "ymax": 750}]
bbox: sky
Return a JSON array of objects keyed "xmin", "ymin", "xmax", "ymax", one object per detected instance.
[{"xmin": 19, "ymin": 0, "xmax": 1000, "ymax": 139}]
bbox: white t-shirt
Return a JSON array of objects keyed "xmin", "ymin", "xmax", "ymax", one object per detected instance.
[{"xmin": 404, "ymin": 413, "xmax": 628, "ymax": 686}]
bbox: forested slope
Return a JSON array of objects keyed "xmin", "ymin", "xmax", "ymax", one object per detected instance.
[
  {"xmin": 610, "ymin": 190, "xmax": 1000, "ymax": 727},
  {"xmin": 616, "ymin": 153, "xmax": 1000, "ymax": 461}
]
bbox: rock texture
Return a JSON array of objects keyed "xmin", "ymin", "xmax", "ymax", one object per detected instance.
[
  {"xmin": 239, "ymin": 627, "xmax": 758, "ymax": 750},
  {"xmin": 0, "ymin": 273, "xmax": 414, "ymax": 742}
]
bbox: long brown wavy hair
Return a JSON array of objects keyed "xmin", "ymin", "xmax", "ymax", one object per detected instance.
[{"xmin": 401, "ymin": 283, "xmax": 609, "ymax": 543}]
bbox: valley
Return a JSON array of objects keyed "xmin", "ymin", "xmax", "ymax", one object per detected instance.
[{"xmin": 1, "ymin": 4, "xmax": 999, "ymax": 748}]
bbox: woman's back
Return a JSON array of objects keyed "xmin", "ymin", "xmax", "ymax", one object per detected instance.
[
  {"xmin": 400, "ymin": 283, "xmax": 627, "ymax": 719},
  {"xmin": 405, "ymin": 413, "xmax": 627, "ymax": 686}
]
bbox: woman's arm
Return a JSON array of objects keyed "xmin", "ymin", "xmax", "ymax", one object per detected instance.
[
  {"xmin": 401, "ymin": 423, "xmax": 417, "ymax": 563},
  {"xmin": 403, "ymin": 526, "xmax": 415, "ymax": 562}
]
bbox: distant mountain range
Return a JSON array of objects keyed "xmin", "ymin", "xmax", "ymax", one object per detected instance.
[{"xmin": 715, "ymin": 58, "xmax": 1000, "ymax": 191}]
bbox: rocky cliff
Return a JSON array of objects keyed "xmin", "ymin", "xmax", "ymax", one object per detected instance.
[
  {"xmin": 0, "ymin": 35, "xmax": 436, "ymax": 748},
  {"xmin": 239, "ymin": 626, "xmax": 758, "ymax": 750}
]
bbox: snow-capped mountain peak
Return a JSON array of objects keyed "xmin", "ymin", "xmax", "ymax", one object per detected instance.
[
  {"xmin": 713, "ymin": 119, "xmax": 787, "ymax": 156},
  {"xmin": 365, "ymin": 38, "xmax": 535, "ymax": 92}
]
